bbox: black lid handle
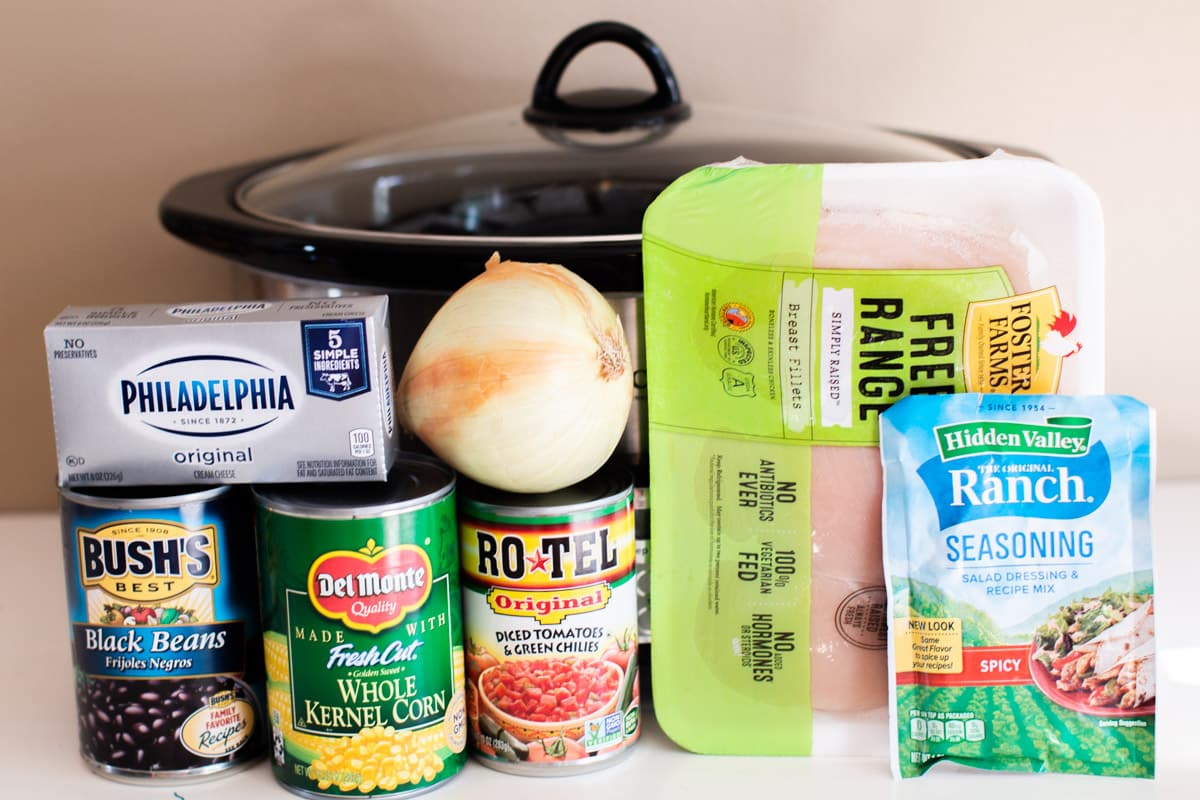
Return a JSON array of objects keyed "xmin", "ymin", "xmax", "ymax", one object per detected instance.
[{"xmin": 523, "ymin": 21, "xmax": 690, "ymax": 131}]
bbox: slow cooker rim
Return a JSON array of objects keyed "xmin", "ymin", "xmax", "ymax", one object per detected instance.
[
  {"xmin": 228, "ymin": 124, "xmax": 993, "ymax": 247},
  {"xmin": 232, "ymin": 155, "xmax": 645, "ymax": 248},
  {"xmin": 157, "ymin": 132, "xmax": 1034, "ymax": 293}
]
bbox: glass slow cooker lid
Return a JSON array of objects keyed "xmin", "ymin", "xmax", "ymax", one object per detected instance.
[{"xmin": 236, "ymin": 22, "xmax": 975, "ymax": 246}]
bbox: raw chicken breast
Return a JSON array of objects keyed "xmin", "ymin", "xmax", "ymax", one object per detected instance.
[{"xmin": 806, "ymin": 207, "xmax": 1035, "ymax": 711}]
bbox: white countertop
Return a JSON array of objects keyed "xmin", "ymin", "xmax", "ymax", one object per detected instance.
[{"xmin": 4, "ymin": 480, "xmax": 1197, "ymax": 798}]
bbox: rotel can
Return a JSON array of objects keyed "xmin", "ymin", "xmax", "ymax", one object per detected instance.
[
  {"xmin": 458, "ymin": 465, "xmax": 641, "ymax": 775},
  {"xmin": 254, "ymin": 455, "xmax": 467, "ymax": 798},
  {"xmin": 60, "ymin": 484, "xmax": 266, "ymax": 781}
]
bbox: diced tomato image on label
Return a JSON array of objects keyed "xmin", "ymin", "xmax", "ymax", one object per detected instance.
[{"xmin": 481, "ymin": 658, "xmax": 622, "ymax": 726}]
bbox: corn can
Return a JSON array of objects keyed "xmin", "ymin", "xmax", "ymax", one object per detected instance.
[
  {"xmin": 459, "ymin": 465, "xmax": 640, "ymax": 775},
  {"xmin": 253, "ymin": 455, "xmax": 466, "ymax": 798},
  {"xmin": 60, "ymin": 484, "xmax": 266, "ymax": 782}
]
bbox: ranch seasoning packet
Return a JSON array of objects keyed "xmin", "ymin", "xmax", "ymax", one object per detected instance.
[{"xmin": 880, "ymin": 394, "xmax": 1155, "ymax": 778}]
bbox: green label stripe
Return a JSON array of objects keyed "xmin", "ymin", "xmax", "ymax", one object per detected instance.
[
  {"xmin": 642, "ymin": 162, "xmax": 824, "ymax": 756},
  {"xmin": 461, "ymin": 570, "xmax": 637, "ymax": 594},
  {"xmin": 641, "ymin": 232, "xmax": 1012, "ymax": 447},
  {"xmin": 460, "ymin": 496, "xmax": 629, "ymax": 527},
  {"xmin": 936, "ymin": 416, "xmax": 1093, "ymax": 460},
  {"xmin": 650, "ymin": 421, "xmax": 808, "ymax": 443},
  {"xmin": 643, "ymin": 431, "xmax": 814, "ymax": 754},
  {"xmin": 641, "ymin": 163, "xmax": 824, "ymax": 267}
]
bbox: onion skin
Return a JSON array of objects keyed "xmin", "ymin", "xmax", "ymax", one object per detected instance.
[{"xmin": 397, "ymin": 253, "xmax": 634, "ymax": 493}]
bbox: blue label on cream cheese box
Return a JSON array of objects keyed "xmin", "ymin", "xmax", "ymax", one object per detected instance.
[{"xmin": 301, "ymin": 319, "xmax": 370, "ymax": 400}]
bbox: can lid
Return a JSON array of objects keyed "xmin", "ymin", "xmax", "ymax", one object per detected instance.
[
  {"xmin": 59, "ymin": 484, "xmax": 230, "ymax": 510},
  {"xmin": 253, "ymin": 454, "xmax": 454, "ymax": 519},
  {"xmin": 459, "ymin": 463, "xmax": 633, "ymax": 519}
]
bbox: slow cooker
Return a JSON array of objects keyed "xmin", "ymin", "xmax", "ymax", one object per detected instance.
[{"xmin": 159, "ymin": 20, "xmax": 1037, "ymax": 473}]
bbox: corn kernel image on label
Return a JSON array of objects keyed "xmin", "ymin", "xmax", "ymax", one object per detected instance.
[{"xmin": 255, "ymin": 457, "xmax": 466, "ymax": 797}]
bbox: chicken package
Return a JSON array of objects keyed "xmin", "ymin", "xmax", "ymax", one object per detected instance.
[
  {"xmin": 880, "ymin": 394, "xmax": 1154, "ymax": 778},
  {"xmin": 641, "ymin": 155, "xmax": 1103, "ymax": 755}
]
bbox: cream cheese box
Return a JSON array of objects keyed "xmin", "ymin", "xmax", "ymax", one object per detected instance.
[{"xmin": 45, "ymin": 297, "xmax": 397, "ymax": 485}]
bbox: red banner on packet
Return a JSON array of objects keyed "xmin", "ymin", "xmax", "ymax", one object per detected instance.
[{"xmin": 896, "ymin": 645, "xmax": 1031, "ymax": 687}]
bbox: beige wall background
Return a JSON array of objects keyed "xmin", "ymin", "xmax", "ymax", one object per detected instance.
[{"xmin": 3, "ymin": 1, "xmax": 1197, "ymax": 510}]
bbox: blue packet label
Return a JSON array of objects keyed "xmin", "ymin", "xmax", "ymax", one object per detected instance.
[{"xmin": 881, "ymin": 394, "xmax": 1155, "ymax": 779}]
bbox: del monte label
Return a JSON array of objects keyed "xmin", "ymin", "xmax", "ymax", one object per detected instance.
[{"xmin": 307, "ymin": 539, "xmax": 432, "ymax": 633}]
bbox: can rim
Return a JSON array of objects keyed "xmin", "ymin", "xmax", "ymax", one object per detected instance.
[
  {"xmin": 252, "ymin": 454, "xmax": 455, "ymax": 520},
  {"xmin": 459, "ymin": 465, "xmax": 633, "ymax": 519},
  {"xmin": 59, "ymin": 484, "xmax": 230, "ymax": 509}
]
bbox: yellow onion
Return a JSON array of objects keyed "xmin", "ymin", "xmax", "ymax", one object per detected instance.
[{"xmin": 397, "ymin": 253, "xmax": 633, "ymax": 493}]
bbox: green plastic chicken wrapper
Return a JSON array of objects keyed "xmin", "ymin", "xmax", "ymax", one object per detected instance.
[{"xmin": 642, "ymin": 155, "xmax": 1104, "ymax": 756}]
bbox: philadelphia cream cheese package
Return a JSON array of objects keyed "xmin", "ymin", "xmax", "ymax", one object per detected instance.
[{"xmin": 45, "ymin": 298, "xmax": 396, "ymax": 486}]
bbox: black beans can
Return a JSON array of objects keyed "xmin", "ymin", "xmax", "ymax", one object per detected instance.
[{"xmin": 59, "ymin": 484, "xmax": 266, "ymax": 781}]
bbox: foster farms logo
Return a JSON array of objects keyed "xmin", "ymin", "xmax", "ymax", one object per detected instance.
[
  {"xmin": 78, "ymin": 520, "xmax": 219, "ymax": 603},
  {"xmin": 307, "ymin": 539, "xmax": 432, "ymax": 633},
  {"xmin": 119, "ymin": 354, "xmax": 295, "ymax": 437},
  {"xmin": 962, "ymin": 287, "xmax": 1081, "ymax": 394}
]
